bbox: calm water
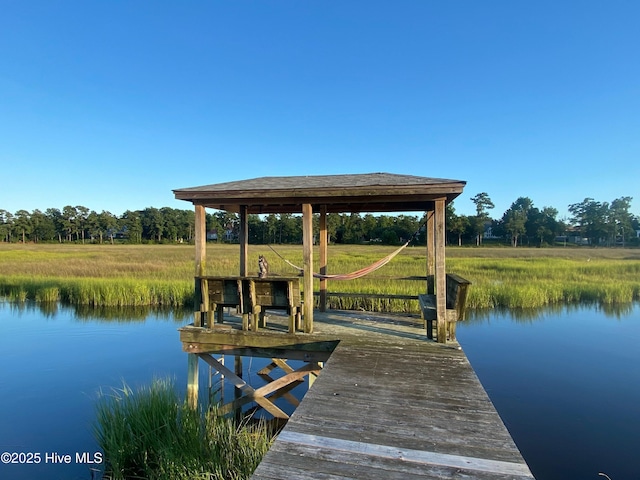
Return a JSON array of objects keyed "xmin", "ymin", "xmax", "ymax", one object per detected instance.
[
  {"xmin": 0, "ymin": 301, "xmax": 639, "ymax": 479},
  {"xmin": 457, "ymin": 304, "xmax": 640, "ymax": 480}
]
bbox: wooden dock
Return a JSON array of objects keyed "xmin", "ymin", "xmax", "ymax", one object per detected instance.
[
  {"xmin": 184, "ymin": 309, "xmax": 534, "ymax": 479},
  {"xmin": 180, "ymin": 310, "xmax": 533, "ymax": 480}
]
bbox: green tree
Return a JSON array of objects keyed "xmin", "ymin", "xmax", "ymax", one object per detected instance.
[
  {"xmin": 501, "ymin": 198, "xmax": 532, "ymax": 247},
  {"xmin": 504, "ymin": 210, "xmax": 526, "ymax": 247},
  {"xmin": 0, "ymin": 210, "xmax": 14, "ymax": 242},
  {"xmin": 247, "ymin": 214, "xmax": 265, "ymax": 244},
  {"xmin": 527, "ymin": 206, "xmax": 561, "ymax": 246},
  {"xmin": 175, "ymin": 209, "xmax": 195, "ymax": 242},
  {"xmin": 45, "ymin": 208, "xmax": 64, "ymax": 242},
  {"xmin": 325, "ymin": 213, "xmax": 341, "ymax": 244},
  {"xmin": 160, "ymin": 207, "xmax": 179, "ymax": 242},
  {"xmin": 76, "ymin": 206, "xmax": 90, "ymax": 244},
  {"xmin": 265, "ymin": 214, "xmax": 278, "ymax": 244},
  {"xmin": 449, "ymin": 214, "xmax": 469, "ymax": 246},
  {"xmin": 569, "ymin": 198, "xmax": 609, "ymax": 245},
  {"xmin": 99, "ymin": 211, "xmax": 119, "ymax": 244},
  {"xmin": 86, "ymin": 211, "xmax": 102, "ymax": 243},
  {"xmin": 62, "ymin": 205, "xmax": 78, "ymax": 242},
  {"xmin": 122, "ymin": 210, "xmax": 143, "ymax": 243},
  {"xmin": 141, "ymin": 207, "xmax": 165, "ymax": 242},
  {"xmin": 470, "ymin": 192, "xmax": 495, "ymax": 246},
  {"xmin": 608, "ymin": 196, "xmax": 634, "ymax": 246},
  {"xmin": 13, "ymin": 210, "xmax": 32, "ymax": 243},
  {"xmin": 31, "ymin": 209, "xmax": 56, "ymax": 242}
]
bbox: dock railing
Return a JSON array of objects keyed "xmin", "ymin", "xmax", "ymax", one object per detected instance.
[
  {"xmin": 195, "ymin": 276, "xmax": 302, "ymax": 332},
  {"xmin": 194, "ymin": 273, "xmax": 470, "ymax": 341}
]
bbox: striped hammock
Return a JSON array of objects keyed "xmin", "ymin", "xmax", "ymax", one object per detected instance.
[{"xmin": 267, "ymin": 241, "xmax": 411, "ymax": 281}]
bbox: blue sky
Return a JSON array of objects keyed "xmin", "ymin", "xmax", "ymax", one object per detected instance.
[{"xmin": 2, "ymin": 1, "xmax": 638, "ymax": 220}]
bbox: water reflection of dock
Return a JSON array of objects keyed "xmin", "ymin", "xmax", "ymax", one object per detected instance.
[{"xmin": 180, "ymin": 310, "xmax": 535, "ymax": 479}]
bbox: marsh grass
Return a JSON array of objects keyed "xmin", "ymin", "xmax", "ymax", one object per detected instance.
[
  {"xmin": 94, "ymin": 378, "xmax": 274, "ymax": 480},
  {"xmin": 1, "ymin": 243, "xmax": 639, "ymax": 310}
]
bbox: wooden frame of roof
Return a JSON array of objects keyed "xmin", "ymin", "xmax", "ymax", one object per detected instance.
[{"xmin": 173, "ymin": 173, "xmax": 466, "ymax": 214}]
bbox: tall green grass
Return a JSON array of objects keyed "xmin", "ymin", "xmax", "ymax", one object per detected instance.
[
  {"xmin": 1, "ymin": 243, "xmax": 639, "ymax": 310},
  {"xmin": 0, "ymin": 275, "xmax": 193, "ymax": 307},
  {"xmin": 94, "ymin": 378, "xmax": 274, "ymax": 480}
]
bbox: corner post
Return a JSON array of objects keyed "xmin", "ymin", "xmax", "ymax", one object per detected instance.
[
  {"xmin": 435, "ymin": 199, "xmax": 447, "ymax": 343},
  {"xmin": 194, "ymin": 205, "xmax": 207, "ymax": 324},
  {"xmin": 239, "ymin": 205, "xmax": 248, "ymax": 277},
  {"xmin": 302, "ymin": 203, "xmax": 314, "ymax": 333},
  {"xmin": 189, "ymin": 204, "xmax": 207, "ymax": 408},
  {"xmin": 426, "ymin": 208, "xmax": 435, "ymax": 294},
  {"xmin": 319, "ymin": 205, "xmax": 328, "ymax": 312}
]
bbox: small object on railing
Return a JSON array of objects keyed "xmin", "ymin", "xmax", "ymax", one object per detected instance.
[{"xmin": 258, "ymin": 255, "xmax": 269, "ymax": 278}]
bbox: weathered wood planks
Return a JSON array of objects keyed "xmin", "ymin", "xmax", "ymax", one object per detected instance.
[{"xmin": 250, "ymin": 316, "xmax": 534, "ymax": 479}]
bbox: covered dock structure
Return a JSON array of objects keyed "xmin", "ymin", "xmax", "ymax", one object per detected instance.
[
  {"xmin": 173, "ymin": 172, "xmax": 466, "ymax": 339},
  {"xmin": 172, "ymin": 173, "xmax": 535, "ymax": 478}
]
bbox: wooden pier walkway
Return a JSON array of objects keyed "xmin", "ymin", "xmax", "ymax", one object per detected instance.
[{"xmin": 249, "ymin": 311, "xmax": 535, "ymax": 479}]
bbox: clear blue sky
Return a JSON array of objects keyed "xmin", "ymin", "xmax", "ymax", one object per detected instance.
[{"xmin": 2, "ymin": 1, "xmax": 638, "ymax": 220}]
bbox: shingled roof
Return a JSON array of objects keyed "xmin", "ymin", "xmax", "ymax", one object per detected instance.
[{"xmin": 173, "ymin": 172, "xmax": 466, "ymax": 214}]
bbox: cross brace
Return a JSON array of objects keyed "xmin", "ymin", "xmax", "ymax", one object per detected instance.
[{"xmin": 197, "ymin": 354, "xmax": 322, "ymax": 419}]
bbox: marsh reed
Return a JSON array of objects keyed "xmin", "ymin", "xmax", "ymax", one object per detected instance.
[
  {"xmin": 94, "ymin": 378, "xmax": 273, "ymax": 480},
  {"xmin": 1, "ymin": 243, "xmax": 639, "ymax": 311}
]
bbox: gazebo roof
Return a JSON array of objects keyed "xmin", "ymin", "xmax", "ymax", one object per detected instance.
[{"xmin": 173, "ymin": 172, "xmax": 466, "ymax": 214}]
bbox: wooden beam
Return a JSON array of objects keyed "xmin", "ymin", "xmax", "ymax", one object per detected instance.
[
  {"xmin": 195, "ymin": 204, "xmax": 206, "ymax": 276},
  {"xmin": 435, "ymin": 198, "xmax": 447, "ymax": 343},
  {"xmin": 180, "ymin": 343, "xmax": 335, "ymax": 362},
  {"xmin": 239, "ymin": 205, "xmax": 248, "ymax": 276},
  {"xmin": 426, "ymin": 209, "xmax": 435, "ymax": 294},
  {"xmin": 194, "ymin": 204, "xmax": 206, "ymax": 327},
  {"xmin": 258, "ymin": 360, "xmax": 301, "ymax": 407},
  {"xmin": 179, "ymin": 326, "xmax": 339, "ymax": 351},
  {"xmin": 198, "ymin": 353, "xmax": 290, "ymax": 419},
  {"xmin": 302, "ymin": 203, "xmax": 314, "ymax": 333},
  {"xmin": 319, "ymin": 205, "xmax": 328, "ymax": 312}
]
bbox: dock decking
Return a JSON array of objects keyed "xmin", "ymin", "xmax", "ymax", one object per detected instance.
[{"xmin": 244, "ymin": 311, "xmax": 534, "ymax": 479}]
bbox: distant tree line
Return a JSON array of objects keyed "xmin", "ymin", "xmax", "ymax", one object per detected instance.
[{"xmin": 1, "ymin": 194, "xmax": 638, "ymax": 247}]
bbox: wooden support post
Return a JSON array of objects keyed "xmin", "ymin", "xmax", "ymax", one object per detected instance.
[
  {"xmin": 309, "ymin": 361, "xmax": 323, "ymax": 387},
  {"xmin": 302, "ymin": 203, "xmax": 314, "ymax": 333},
  {"xmin": 426, "ymin": 209, "xmax": 435, "ymax": 295},
  {"xmin": 319, "ymin": 205, "xmax": 328, "ymax": 312},
  {"xmin": 435, "ymin": 199, "xmax": 447, "ymax": 343},
  {"xmin": 239, "ymin": 205, "xmax": 248, "ymax": 277},
  {"xmin": 187, "ymin": 353, "xmax": 199, "ymax": 409},
  {"xmin": 194, "ymin": 204, "xmax": 207, "ymax": 327},
  {"xmin": 195, "ymin": 204, "xmax": 207, "ymax": 277}
]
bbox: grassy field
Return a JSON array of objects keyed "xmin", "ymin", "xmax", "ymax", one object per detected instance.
[{"xmin": 1, "ymin": 243, "xmax": 639, "ymax": 310}]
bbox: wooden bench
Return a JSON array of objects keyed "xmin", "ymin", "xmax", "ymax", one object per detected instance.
[
  {"xmin": 198, "ymin": 277, "xmax": 248, "ymax": 328},
  {"xmin": 248, "ymin": 278, "xmax": 302, "ymax": 333},
  {"xmin": 196, "ymin": 276, "xmax": 302, "ymax": 333},
  {"xmin": 419, "ymin": 273, "xmax": 471, "ymax": 342}
]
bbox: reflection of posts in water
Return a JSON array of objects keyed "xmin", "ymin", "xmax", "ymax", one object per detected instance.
[
  {"xmin": 187, "ymin": 353, "xmax": 199, "ymax": 409},
  {"xmin": 208, "ymin": 355, "xmax": 225, "ymax": 407},
  {"xmin": 234, "ymin": 356, "xmax": 243, "ymax": 423},
  {"xmin": 194, "ymin": 353, "xmax": 323, "ymax": 419}
]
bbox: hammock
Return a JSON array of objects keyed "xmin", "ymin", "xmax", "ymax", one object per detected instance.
[{"xmin": 267, "ymin": 240, "xmax": 411, "ymax": 281}]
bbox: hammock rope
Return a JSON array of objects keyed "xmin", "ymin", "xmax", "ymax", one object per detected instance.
[
  {"xmin": 266, "ymin": 215, "xmax": 427, "ymax": 281},
  {"xmin": 267, "ymin": 241, "xmax": 411, "ymax": 281}
]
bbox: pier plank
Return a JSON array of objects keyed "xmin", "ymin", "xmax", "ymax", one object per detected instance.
[{"xmin": 248, "ymin": 311, "xmax": 534, "ymax": 479}]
